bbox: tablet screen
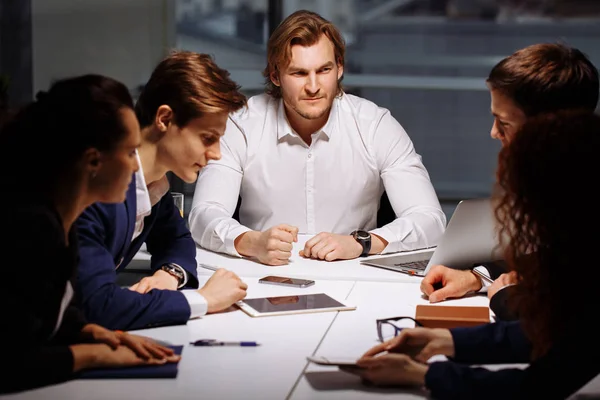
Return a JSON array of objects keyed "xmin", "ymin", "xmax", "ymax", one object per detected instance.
[{"xmin": 239, "ymin": 293, "xmax": 349, "ymax": 315}]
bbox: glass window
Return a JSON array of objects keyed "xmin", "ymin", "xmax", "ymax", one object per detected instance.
[{"xmin": 174, "ymin": 0, "xmax": 600, "ymax": 220}]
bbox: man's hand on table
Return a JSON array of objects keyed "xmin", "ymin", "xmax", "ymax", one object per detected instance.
[
  {"xmin": 299, "ymin": 232, "xmax": 387, "ymax": 261},
  {"xmin": 129, "ymin": 269, "xmax": 179, "ymax": 293},
  {"xmin": 234, "ymin": 224, "xmax": 299, "ymax": 266}
]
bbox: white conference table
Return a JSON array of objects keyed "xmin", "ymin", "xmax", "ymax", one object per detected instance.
[
  {"xmin": 135, "ymin": 234, "xmax": 435, "ymax": 284},
  {"xmin": 291, "ymin": 281, "xmax": 496, "ymax": 400},
  {"xmin": 6, "ymin": 277, "xmax": 489, "ymax": 400},
  {"xmin": 5, "ymin": 278, "xmax": 356, "ymax": 400},
  {"xmin": 12, "ymin": 241, "xmax": 592, "ymax": 399}
]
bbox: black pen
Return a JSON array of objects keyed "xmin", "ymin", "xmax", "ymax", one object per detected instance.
[{"xmin": 190, "ymin": 339, "xmax": 261, "ymax": 347}]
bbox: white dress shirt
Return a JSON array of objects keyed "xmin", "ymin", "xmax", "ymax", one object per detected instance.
[
  {"xmin": 189, "ymin": 93, "xmax": 446, "ymax": 257},
  {"xmin": 133, "ymin": 152, "xmax": 207, "ymax": 318}
]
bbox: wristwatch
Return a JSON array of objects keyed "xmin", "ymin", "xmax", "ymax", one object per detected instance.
[
  {"xmin": 160, "ymin": 263, "xmax": 186, "ymax": 289},
  {"xmin": 350, "ymin": 230, "xmax": 372, "ymax": 257}
]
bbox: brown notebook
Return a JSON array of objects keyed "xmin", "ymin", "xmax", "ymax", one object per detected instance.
[{"xmin": 415, "ymin": 304, "xmax": 490, "ymax": 329}]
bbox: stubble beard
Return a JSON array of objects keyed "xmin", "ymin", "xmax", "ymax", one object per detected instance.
[{"xmin": 293, "ymin": 102, "xmax": 331, "ymax": 121}]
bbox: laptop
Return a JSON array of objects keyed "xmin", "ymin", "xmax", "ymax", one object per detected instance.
[{"xmin": 360, "ymin": 197, "xmax": 504, "ymax": 277}]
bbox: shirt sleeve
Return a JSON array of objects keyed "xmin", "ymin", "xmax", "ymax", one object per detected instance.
[
  {"xmin": 189, "ymin": 116, "xmax": 252, "ymax": 257},
  {"xmin": 75, "ymin": 204, "xmax": 193, "ymax": 331},
  {"xmin": 425, "ymin": 323, "xmax": 600, "ymax": 400},
  {"xmin": 368, "ymin": 110, "xmax": 447, "ymax": 253},
  {"xmin": 450, "ymin": 321, "xmax": 531, "ymax": 364},
  {"xmin": 2, "ymin": 209, "xmax": 78, "ymax": 393},
  {"xmin": 473, "ymin": 266, "xmax": 493, "ymax": 293},
  {"xmin": 181, "ymin": 290, "xmax": 208, "ymax": 318},
  {"xmin": 3, "ymin": 346, "xmax": 75, "ymax": 394},
  {"xmin": 477, "ymin": 260, "xmax": 508, "ymax": 280}
]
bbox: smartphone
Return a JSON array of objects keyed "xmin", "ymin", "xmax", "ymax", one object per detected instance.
[{"xmin": 258, "ymin": 275, "xmax": 315, "ymax": 288}]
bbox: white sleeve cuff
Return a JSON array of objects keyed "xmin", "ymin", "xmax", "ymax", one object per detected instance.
[
  {"xmin": 473, "ymin": 266, "xmax": 492, "ymax": 293},
  {"xmin": 181, "ymin": 290, "xmax": 208, "ymax": 319},
  {"xmin": 215, "ymin": 222, "xmax": 252, "ymax": 257},
  {"xmin": 368, "ymin": 227, "xmax": 395, "ymax": 254}
]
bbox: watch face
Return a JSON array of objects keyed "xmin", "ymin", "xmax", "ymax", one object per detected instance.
[
  {"xmin": 163, "ymin": 265, "xmax": 183, "ymax": 279},
  {"xmin": 355, "ymin": 230, "xmax": 370, "ymax": 240}
]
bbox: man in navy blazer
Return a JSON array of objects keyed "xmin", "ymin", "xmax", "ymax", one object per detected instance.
[{"xmin": 75, "ymin": 51, "xmax": 249, "ymax": 330}]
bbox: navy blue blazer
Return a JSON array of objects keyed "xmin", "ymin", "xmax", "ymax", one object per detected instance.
[
  {"xmin": 425, "ymin": 321, "xmax": 600, "ymax": 399},
  {"xmin": 75, "ymin": 176, "xmax": 199, "ymax": 331}
]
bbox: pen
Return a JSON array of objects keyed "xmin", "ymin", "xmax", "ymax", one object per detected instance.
[
  {"xmin": 472, "ymin": 268, "xmax": 494, "ymax": 284},
  {"xmin": 190, "ymin": 339, "xmax": 261, "ymax": 347},
  {"xmin": 198, "ymin": 263, "xmax": 220, "ymax": 272}
]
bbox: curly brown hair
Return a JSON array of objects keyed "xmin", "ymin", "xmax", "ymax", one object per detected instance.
[{"xmin": 495, "ymin": 110, "xmax": 600, "ymax": 359}]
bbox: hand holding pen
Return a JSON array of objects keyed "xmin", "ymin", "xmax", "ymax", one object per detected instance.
[{"xmin": 195, "ymin": 265, "xmax": 248, "ymax": 313}]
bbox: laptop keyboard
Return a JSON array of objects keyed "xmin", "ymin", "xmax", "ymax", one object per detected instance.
[{"xmin": 393, "ymin": 260, "xmax": 428, "ymax": 271}]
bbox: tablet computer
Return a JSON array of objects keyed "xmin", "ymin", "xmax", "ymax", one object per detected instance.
[{"xmin": 236, "ymin": 293, "xmax": 356, "ymax": 317}]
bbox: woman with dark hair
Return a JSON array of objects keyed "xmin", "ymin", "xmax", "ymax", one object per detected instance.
[
  {"xmin": 0, "ymin": 74, "xmax": 179, "ymax": 394},
  {"xmin": 344, "ymin": 111, "xmax": 600, "ymax": 399}
]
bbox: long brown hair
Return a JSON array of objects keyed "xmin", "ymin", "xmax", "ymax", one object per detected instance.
[
  {"xmin": 495, "ymin": 110, "xmax": 600, "ymax": 358},
  {"xmin": 263, "ymin": 10, "xmax": 345, "ymax": 99}
]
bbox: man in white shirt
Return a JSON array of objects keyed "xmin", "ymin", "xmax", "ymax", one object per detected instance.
[{"xmin": 189, "ymin": 10, "xmax": 446, "ymax": 266}]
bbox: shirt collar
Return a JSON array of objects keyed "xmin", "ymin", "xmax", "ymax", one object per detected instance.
[
  {"xmin": 276, "ymin": 96, "xmax": 339, "ymax": 141},
  {"xmin": 134, "ymin": 151, "xmax": 152, "ymax": 218}
]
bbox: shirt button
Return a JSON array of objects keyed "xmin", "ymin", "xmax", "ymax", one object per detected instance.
[{"xmin": 308, "ymin": 153, "xmax": 312, "ymax": 158}]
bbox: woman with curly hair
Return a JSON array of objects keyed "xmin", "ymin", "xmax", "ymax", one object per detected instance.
[{"xmin": 343, "ymin": 111, "xmax": 600, "ymax": 399}]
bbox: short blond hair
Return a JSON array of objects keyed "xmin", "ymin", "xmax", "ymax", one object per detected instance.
[{"xmin": 263, "ymin": 10, "xmax": 345, "ymax": 99}]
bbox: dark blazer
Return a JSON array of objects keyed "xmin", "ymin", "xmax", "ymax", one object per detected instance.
[
  {"xmin": 1, "ymin": 199, "xmax": 87, "ymax": 393},
  {"xmin": 75, "ymin": 176, "xmax": 199, "ymax": 331},
  {"xmin": 476, "ymin": 260, "xmax": 519, "ymax": 321},
  {"xmin": 478, "ymin": 260, "xmax": 508, "ymax": 280},
  {"xmin": 425, "ymin": 321, "xmax": 600, "ymax": 399}
]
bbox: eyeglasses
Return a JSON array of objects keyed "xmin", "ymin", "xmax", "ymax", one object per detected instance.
[{"xmin": 376, "ymin": 316, "xmax": 423, "ymax": 343}]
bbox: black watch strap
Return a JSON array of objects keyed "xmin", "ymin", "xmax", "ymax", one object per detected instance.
[{"xmin": 351, "ymin": 230, "xmax": 372, "ymax": 257}]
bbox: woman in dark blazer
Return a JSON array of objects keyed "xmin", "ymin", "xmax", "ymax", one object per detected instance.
[
  {"xmin": 0, "ymin": 74, "xmax": 178, "ymax": 394},
  {"xmin": 344, "ymin": 111, "xmax": 600, "ymax": 399}
]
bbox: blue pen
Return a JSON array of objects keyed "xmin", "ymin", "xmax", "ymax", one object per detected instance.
[{"xmin": 190, "ymin": 339, "xmax": 261, "ymax": 347}]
